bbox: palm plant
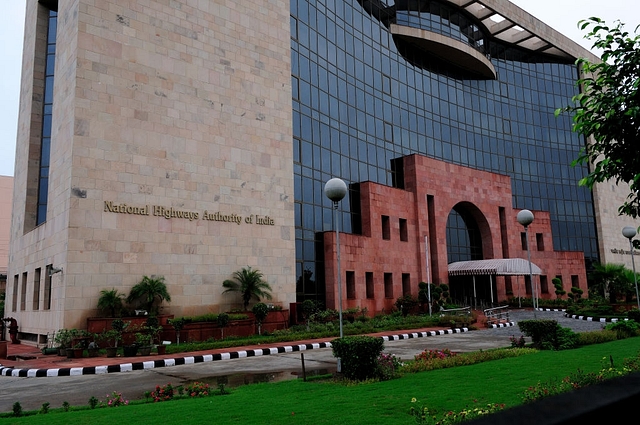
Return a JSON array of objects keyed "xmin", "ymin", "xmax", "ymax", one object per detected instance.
[
  {"xmin": 622, "ymin": 268, "xmax": 640, "ymax": 303},
  {"xmin": 127, "ymin": 275, "xmax": 172, "ymax": 315},
  {"xmin": 222, "ymin": 266, "xmax": 273, "ymax": 310},
  {"xmin": 97, "ymin": 288, "xmax": 125, "ymax": 317},
  {"xmin": 589, "ymin": 263, "xmax": 627, "ymax": 304}
]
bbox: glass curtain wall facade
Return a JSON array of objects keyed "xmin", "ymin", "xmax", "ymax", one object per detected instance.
[{"xmin": 291, "ymin": 0, "xmax": 598, "ymax": 302}]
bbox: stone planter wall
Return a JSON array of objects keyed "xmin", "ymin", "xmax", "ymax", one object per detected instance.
[
  {"xmin": 161, "ymin": 310, "xmax": 289, "ymax": 343},
  {"xmin": 87, "ymin": 315, "xmax": 174, "ymax": 345},
  {"xmin": 246, "ymin": 309, "xmax": 290, "ymax": 333}
]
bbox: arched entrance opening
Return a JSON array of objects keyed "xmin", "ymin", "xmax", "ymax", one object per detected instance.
[{"xmin": 446, "ymin": 202, "xmax": 493, "ymax": 307}]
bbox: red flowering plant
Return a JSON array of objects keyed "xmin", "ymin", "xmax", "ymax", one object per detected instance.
[
  {"xmin": 151, "ymin": 383, "xmax": 175, "ymax": 402},
  {"xmin": 184, "ymin": 381, "xmax": 210, "ymax": 397},
  {"xmin": 102, "ymin": 391, "xmax": 129, "ymax": 407},
  {"xmin": 376, "ymin": 353, "xmax": 403, "ymax": 381},
  {"xmin": 414, "ymin": 349, "xmax": 457, "ymax": 362}
]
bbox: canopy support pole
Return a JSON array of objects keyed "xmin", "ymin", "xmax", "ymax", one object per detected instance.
[{"xmin": 490, "ymin": 275, "xmax": 494, "ymax": 306}]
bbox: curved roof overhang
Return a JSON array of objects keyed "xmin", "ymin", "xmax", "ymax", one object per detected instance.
[
  {"xmin": 390, "ymin": 24, "xmax": 496, "ymax": 79},
  {"xmin": 448, "ymin": 258, "xmax": 541, "ymax": 276},
  {"xmin": 443, "ymin": 0, "xmax": 598, "ymax": 62}
]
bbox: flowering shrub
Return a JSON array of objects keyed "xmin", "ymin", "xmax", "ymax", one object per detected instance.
[
  {"xmin": 102, "ymin": 391, "xmax": 129, "ymax": 407},
  {"xmin": 522, "ymin": 354, "xmax": 640, "ymax": 403},
  {"xmin": 376, "ymin": 353, "xmax": 403, "ymax": 381},
  {"xmin": 409, "ymin": 398, "xmax": 505, "ymax": 424},
  {"xmin": 402, "ymin": 348, "xmax": 536, "ymax": 374},
  {"xmin": 414, "ymin": 349, "xmax": 456, "ymax": 362},
  {"xmin": 151, "ymin": 383, "xmax": 175, "ymax": 402},
  {"xmin": 509, "ymin": 335, "xmax": 525, "ymax": 348},
  {"xmin": 184, "ymin": 381, "xmax": 210, "ymax": 397}
]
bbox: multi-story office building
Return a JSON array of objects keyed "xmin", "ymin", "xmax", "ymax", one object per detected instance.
[{"xmin": 7, "ymin": 0, "xmax": 637, "ymax": 343}]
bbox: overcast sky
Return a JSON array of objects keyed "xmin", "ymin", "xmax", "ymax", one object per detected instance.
[{"xmin": 0, "ymin": 1, "xmax": 639, "ymax": 177}]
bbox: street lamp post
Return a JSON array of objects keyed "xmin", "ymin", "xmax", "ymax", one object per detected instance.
[
  {"xmin": 517, "ymin": 209, "xmax": 536, "ymax": 318},
  {"xmin": 325, "ymin": 178, "xmax": 348, "ymax": 339},
  {"xmin": 622, "ymin": 226, "xmax": 640, "ymax": 311}
]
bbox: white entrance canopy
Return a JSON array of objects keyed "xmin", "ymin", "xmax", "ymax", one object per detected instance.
[{"xmin": 448, "ymin": 258, "xmax": 541, "ymax": 276}]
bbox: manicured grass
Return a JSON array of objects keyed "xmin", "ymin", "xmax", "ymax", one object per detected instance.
[{"xmin": 4, "ymin": 337, "xmax": 640, "ymax": 425}]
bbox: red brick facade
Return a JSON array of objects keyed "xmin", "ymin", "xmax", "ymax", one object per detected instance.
[{"xmin": 323, "ymin": 155, "xmax": 587, "ymax": 314}]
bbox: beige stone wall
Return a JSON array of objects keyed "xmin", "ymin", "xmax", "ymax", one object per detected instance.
[
  {"xmin": 7, "ymin": 1, "xmax": 70, "ymax": 338},
  {"xmin": 593, "ymin": 178, "xmax": 640, "ymax": 268},
  {"xmin": 9, "ymin": 0, "xmax": 294, "ymax": 337}
]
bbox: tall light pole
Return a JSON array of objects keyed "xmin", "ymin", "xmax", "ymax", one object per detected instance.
[
  {"xmin": 517, "ymin": 209, "xmax": 536, "ymax": 318},
  {"xmin": 325, "ymin": 178, "xmax": 347, "ymax": 338},
  {"xmin": 622, "ymin": 226, "xmax": 640, "ymax": 311}
]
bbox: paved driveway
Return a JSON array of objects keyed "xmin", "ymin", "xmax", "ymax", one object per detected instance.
[{"xmin": 0, "ymin": 310, "xmax": 606, "ymax": 411}]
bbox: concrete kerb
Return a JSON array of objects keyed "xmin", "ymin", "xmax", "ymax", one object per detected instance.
[{"xmin": 0, "ymin": 327, "xmax": 474, "ymax": 378}]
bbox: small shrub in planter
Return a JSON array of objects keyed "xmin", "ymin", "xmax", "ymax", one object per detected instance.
[
  {"xmin": 217, "ymin": 312, "xmax": 230, "ymax": 339},
  {"xmin": 252, "ymin": 302, "xmax": 269, "ymax": 335},
  {"xmin": 331, "ymin": 335, "xmax": 384, "ymax": 381}
]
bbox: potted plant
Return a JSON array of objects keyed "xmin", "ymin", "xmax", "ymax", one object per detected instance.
[
  {"xmin": 122, "ymin": 343, "xmax": 138, "ymax": 357},
  {"xmin": 222, "ymin": 266, "xmax": 273, "ymax": 311},
  {"xmin": 96, "ymin": 329, "xmax": 119, "ymax": 357},
  {"xmin": 156, "ymin": 341, "xmax": 167, "ymax": 355},
  {"xmin": 168, "ymin": 318, "xmax": 186, "ymax": 345},
  {"xmin": 126, "ymin": 275, "xmax": 172, "ymax": 316},
  {"xmin": 54, "ymin": 328, "xmax": 79, "ymax": 357},
  {"xmin": 135, "ymin": 331, "xmax": 153, "ymax": 356},
  {"xmin": 97, "ymin": 288, "xmax": 125, "ymax": 317},
  {"xmin": 146, "ymin": 321, "xmax": 164, "ymax": 354},
  {"xmin": 109, "ymin": 318, "xmax": 130, "ymax": 356},
  {"xmin": 72, "ymin": 341, "xmax": 85, "ymax": 359},
  {"xmin": 252, "ymin": 303, "xmax": 269, "ymax": 335},
  {"xmin": 217, "ymin": 312, "xmax": 229, "ymax": 339},
  {"xmin": 87, "ymin": 334, "xmax": 100, "ymax": 357}
]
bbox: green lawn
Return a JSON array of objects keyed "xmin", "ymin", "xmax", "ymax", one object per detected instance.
[{"xmin": 4, "ymin": 337, "xmax": 640, "ymax": 425}]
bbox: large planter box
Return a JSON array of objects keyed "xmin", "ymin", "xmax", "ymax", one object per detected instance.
[
  {"xmin": 87, "ymin": 315, "xmax": 174, "ymax": 345},
  {"xmin": 246, "ymin": 310, "xmax": 290, "ymax": 333},
  {"xmin": 164, "ymin": 319, "xmax": 254, "ymax": 343},
  {"xmin": 161, "ymin": 310, "xmax": 289, "ymax": 344}
]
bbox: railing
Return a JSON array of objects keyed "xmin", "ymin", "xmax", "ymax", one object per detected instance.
[
  {"xmin": 440, "ymin": 306, "xmax": 471, "ymax": 317},
  {"xmin": 484, "ymin": 305, "xmax": 510, "ymax": 325},
  {"xmin": 439, "ymin": 306, "xmax": 472, "ymax": 329}
]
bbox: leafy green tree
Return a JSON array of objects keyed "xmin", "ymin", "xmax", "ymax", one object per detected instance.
[
  {"xmin": 556, "ymin": 18, "xmax": 640, "ymax": 217},
  {"xmin": 589, "ymin": 263, "xmax": 627, "ymax": 303},
  {"xmin": 127, "ymin": 275, "xmax": 171, "ymax": 315},
  {"xmin": 222, "ymin": 266, "xmax": 273, "ymax": 310},
  {"xmin": 97, "ymin": 288, "xmax": 125, "ymax": 317}
]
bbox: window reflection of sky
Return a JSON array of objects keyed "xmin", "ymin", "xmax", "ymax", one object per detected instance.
[{"xmin": 290, "ymin": 0, "xmax": 598, "ymax": 299}]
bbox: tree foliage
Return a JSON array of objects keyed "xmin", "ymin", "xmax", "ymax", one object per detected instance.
[
  {"xmin": 556, "ymin": 18, "xmax": 640, "ymax": 217},
  {"xmin": 222, "ymin": 266, "xmax": 273, "ymax": 310}
]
